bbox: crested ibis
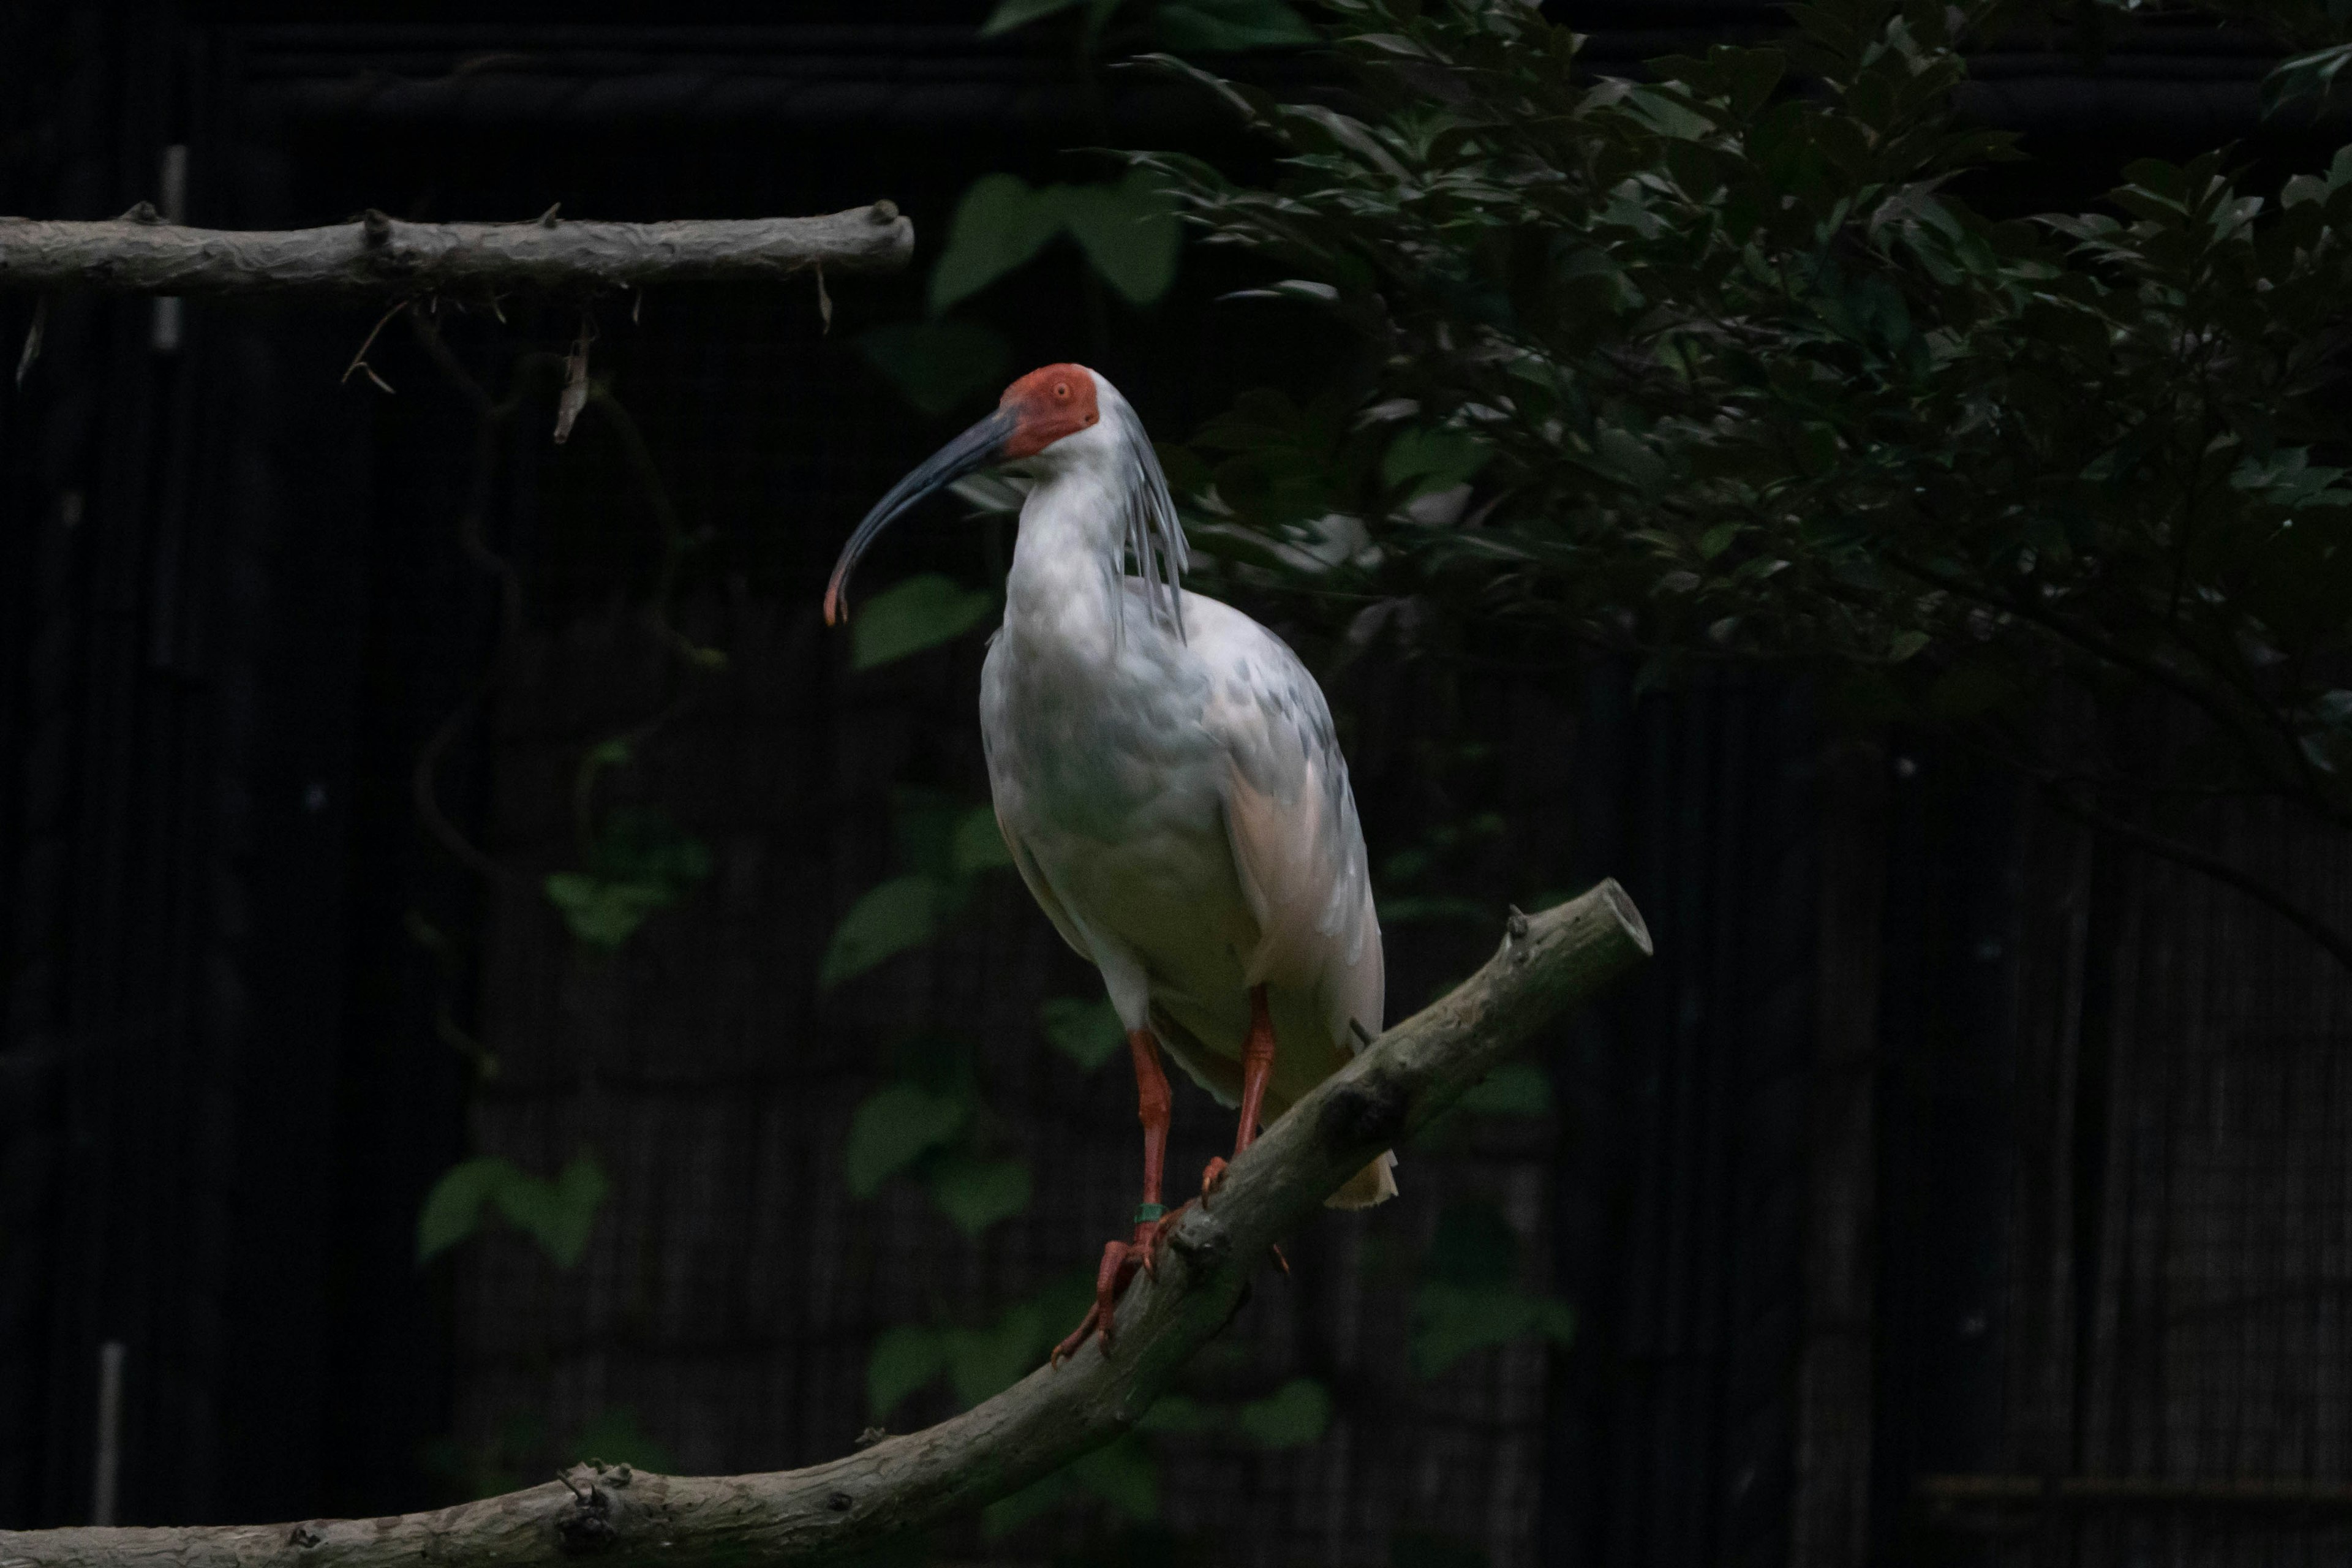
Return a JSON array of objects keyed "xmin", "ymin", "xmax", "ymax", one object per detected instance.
[{"xmin": 826, "ymin": 364, "xmax": 1393, "ymax": 1362}]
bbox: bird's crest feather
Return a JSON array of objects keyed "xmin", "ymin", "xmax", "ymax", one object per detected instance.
[{"xmin": 1107, "ymin": 394, "xmax": 1188, "ymax": 644}]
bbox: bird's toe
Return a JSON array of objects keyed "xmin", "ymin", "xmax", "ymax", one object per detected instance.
[{"xmin": 1199, "ymin": 1156, "xmax": 1229, "ymax": 1205}]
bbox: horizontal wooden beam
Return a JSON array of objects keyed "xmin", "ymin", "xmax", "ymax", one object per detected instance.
[{"xmin": 0, "ymin": 202, "xmax": 911, "ymax": 296}]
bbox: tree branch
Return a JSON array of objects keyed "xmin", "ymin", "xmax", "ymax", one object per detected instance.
[
  {"xmin": 0, "ymin": 203, "xmax": 911, "ymax": 296},
  {"xmin": 0, "ymin": 883, "xmax": 1651, "ymax": 1568}
]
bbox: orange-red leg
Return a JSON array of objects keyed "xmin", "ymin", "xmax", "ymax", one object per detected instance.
[
  {"xmin": 1053, "ymin": 1027, "xmax": 1188, "ymax": 1365},
  {"xmin": 1200, "ymin": 984, "xmax": 1277, "ymax": 1203}
]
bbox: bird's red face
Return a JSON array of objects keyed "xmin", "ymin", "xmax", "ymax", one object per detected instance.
[
  {"xmin": 1000, "ymin": 364, "xmax": 1101, "ymax": 459},
  {"xmin": 824, "ymin": 363, "xmax": 1106, "ymax": 625}
]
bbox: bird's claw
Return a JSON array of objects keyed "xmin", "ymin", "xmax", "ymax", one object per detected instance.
[
  {"xmin": 1050, "ymin": 1303, "xmax": 1104, "ymax": 1368},
  {"xmin": 1141, "ymin": 1203, "xmax": 1189, "ymax": 1276},
  {"xmin": 1199, "ymin": 1156, "xmax": 1229, "ymax": 1207},
  {"xmin": 1050, "ymin": 1213, "xmax": 1186, "ymax": 1368}
]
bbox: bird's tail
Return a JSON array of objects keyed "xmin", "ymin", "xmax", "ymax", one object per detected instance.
[{"xmin": 1324, "ymin": 1150, "xmax": 1398, "ymax": 1209}]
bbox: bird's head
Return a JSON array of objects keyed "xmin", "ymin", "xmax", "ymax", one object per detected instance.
[{"xmin": 824, "ymin": 363, "xmax": 1106, "ymax": 625}]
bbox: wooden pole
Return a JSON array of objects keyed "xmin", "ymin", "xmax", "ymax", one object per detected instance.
[{"xmin": 0, "ymin": 203, "xmax": 912, "ymax": 298}]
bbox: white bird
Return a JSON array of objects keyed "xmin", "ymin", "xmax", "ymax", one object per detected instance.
[{"xmin": 826, "ymin": 363, "xmax": 1393, "ymax": 1361}]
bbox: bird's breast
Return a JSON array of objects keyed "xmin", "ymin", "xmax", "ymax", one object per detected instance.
[
  {"xmin": 982, "ymin": 616, "xmax": 1221, "ymax": 842},
  {"xmin": 982, "ymin": 620, "xmax": 1257, "ymax": 957}
]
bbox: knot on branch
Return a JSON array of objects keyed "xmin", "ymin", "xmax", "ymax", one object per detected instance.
[
  {"xmin": 1167, "ymin": 1210, "xmax": 1229, "ymax": 1270},
  {"xmin": 286, "ymin": 1523, "xmax": 323, "ymax": 1551},
  {"xmin": 555, "ymin": 1467, "xmax": 620, "ymax": 1556},
  {"xmin": 1316, "ymin": 1076, "xmax": 1409, "ymax": 1153}
]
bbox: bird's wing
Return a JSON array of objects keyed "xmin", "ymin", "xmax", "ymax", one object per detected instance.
[
  {"xmin": 995, "ymin": 809, "xmax": 1091, "ymax": 962},
  {"xmin": 979, "ymin": 637, "xmax": 1093, "ymax": 963},
  {"xmin": 1189, "ymin": 595, "xmax": 1385, "ymax": 1050}
]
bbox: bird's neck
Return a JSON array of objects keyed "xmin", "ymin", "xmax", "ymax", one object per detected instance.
[{"xmin": 1003, "ymin": 464, "xmax": 1130, "ymax": 660}]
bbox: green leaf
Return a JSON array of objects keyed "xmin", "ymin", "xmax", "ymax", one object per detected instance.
[
  {"xmin": 1040, "ymin": 995, "xmax": 1127, "ymax": 1070},
  {"xmin": 543, "ymin": 872, "xmax": 677, "ymax": 951},
  {"xmin": 868, "ymin": 1323, "xmax": 952, "ymax": 1418},
  {"xmin": 417, "ymin": 1156, "xmax": 510, "ymax": 1263},
  {"xmin": 931, "ymin": 173, "xmax": 1061, "ymax": 314},
  {"xmin": 951, "ymin": 806, "xmax": 1015, "ymax": 874},
  {"xmin": 1155, "ymin": 0, "xmax": 1315, "ymax": 51},
  {"xmin": 1237, "ymin": 1378, "xmax": 1332, "ymax": 1448},
  {"xmin": 850, "ymin": 574, "xmax": 998, "ymax": 670},
  {"xmin": 925, "ymin": 1153, "xmax": 1033, "ymax": 1236},
  {"xmin": 1457, "ymin": 1061, "xmax": 1552, "ymax": 1117},
  {"xmin": 492, "ymin": 1152, "xmax": 609, "ymax": 1268},
  {"xmin": 1409, "ymin": 1200, "xmax": 1570, "ymax": 1376},
  {"xmin": 1137, "ymin": 1393, "xmax": 1216, "ymax": 1433},
  {"xmin": 1382, "ymin": 427, "xmax": 1491, "ymax": 496},
  {"xmin": 982, "ymin": 1469, "xmax": 1078, "ymax": 1537},
  {"xmin": 821, "ymin": 875, "xmax": 944, "ymax": 989},
  {"xmin": 982, "ymin": 0, "xmax": 1088, "ymax": 34},
  {"xmin": 893, "ymin": 788, "xmax": 974, "ymax": 880},
  {"xmin": 947, "ymin": 1297, "xmax": 1049, "ymax": 1407},
  {"xmin": 1410, "ymin": 1283, "xmax": 1574, "ymax": 1378},
  {"xmin": 589, "ymin": 805, "xmax": 713, "ymax": 884},
  {"xmin": 857, "ymin": 320, "xmax": 1014, "ymax": 417},
  {"xmin": 2263, "ymin": 41, "xmax": 2352, "ymax": 118},
  {"xmin": 544, "ymin": 808, "xmax": 714, "ymax": 951},
  {"xmin": 567, "ymin": 1408, "xmax": 676, "ymax": 1474},
  {"xmin": 845, "ymin": 1083, "xmax": 971, "ymax": 1196},
  {"xmin": 1054, "ymin": 171, "xmax": 1183, "ymax": 305},
  {"xmin": 417, "ymin": 1154, "xmax": 608, "ymax": 1269},
  {"xmin": 1069, "ymin": 1434, "xmax": 1159, "ymax": 1517}
]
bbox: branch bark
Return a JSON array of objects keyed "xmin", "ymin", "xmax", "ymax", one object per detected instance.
[
  {"xmin": 0, "ymin": 882, "xmax": 1650, "ymax": 1568},
  {"xmin": 0, "ymin": 203, "xmax": 911, "ymax": 296}
]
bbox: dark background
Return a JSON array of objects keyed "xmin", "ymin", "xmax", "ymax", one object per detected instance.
[{"xmin": 7, "ymin": 4, "xmax": 2352, "ymax": 1565}]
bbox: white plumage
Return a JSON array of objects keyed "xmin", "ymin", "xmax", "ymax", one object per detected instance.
[
  {"xmin": 827, "ymin": 363, "xmax": 1392, "ymax": 1357},
  {"xmin": 978, "ymin": 382, "xmax": 1392, "ymax": 1204}
]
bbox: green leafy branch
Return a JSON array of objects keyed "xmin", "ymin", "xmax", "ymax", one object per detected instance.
[
  {"xmin": 846, "ymin": 1035, "xmax": 1035, "ymax": 1238},
  {"xmin": 821, "ymin": 788, "xmax": 1014, "ymax": 989},
  {"xmin": 855, "ymin": 0, "xmax": 1312, "ymax": 421},
  {"xmin": 985, "ymin": 0, "xmax": 1315, "ymax": 52},
  {"xmin": 858, "ymin": 169, "xmax": 1182, "ymax": 419},
  {"xmin": 1128, "ymin": 0, "xmax": 2352, "ymax": 968},
  {"xmin": 544, "ymin": 764, "xmax": 714, "ymax": 952},
  {"xmin": 417, "ymin": 1152, "xmax": 611, "ymax": 1270}
]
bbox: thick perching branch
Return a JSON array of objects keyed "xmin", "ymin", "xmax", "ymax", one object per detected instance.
[
  {"xmin": 0, "ymin": 203, "xmax": 911, "ymax": 297},
  {"xmin": 0, "ymin": 882, "xmax": 1650, "ymax": 1568}
]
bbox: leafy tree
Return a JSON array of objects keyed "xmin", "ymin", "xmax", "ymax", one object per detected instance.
[{"xmin": 1133, "ymin": 0, "xmax": 2352, "ymax": 966}]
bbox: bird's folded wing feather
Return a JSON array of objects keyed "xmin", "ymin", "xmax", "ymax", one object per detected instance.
[
  {"xmin": 996, "ymin": 807, "xmax": 1092, "ymax": 962},
  {"xmin": 1196, "ymin": 605, "xmax": 1383, "ymax": 1047}
]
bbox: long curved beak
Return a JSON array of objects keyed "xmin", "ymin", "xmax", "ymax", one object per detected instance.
[{"xmin": 824, "ymin": 405, "xmax": 1019, "ymax": 625}]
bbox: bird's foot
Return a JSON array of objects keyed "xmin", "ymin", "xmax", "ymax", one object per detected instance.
[
  {"xmin": 1193, "ymin": 1160, "xmax": 1286, "ymax": 1272},
  {"xmin": 1199, "ymin": 1156, "xmax": 1229, "ymax": 1205},
  {"xmin": 1049, "ymin": 1207, "xmax": 1190, "ymax": 1367}
]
